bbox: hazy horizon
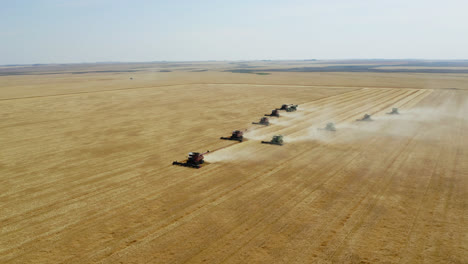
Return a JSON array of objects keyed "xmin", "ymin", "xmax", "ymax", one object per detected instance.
[
  {"xmin": 2, "ymin": 0, "xmax": 467, "ymax": 65},
  {"xmin": 4, "ymin": 58, "xmax": 468, "ymax": 67}
]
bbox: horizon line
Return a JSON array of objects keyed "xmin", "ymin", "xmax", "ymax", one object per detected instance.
[{"xmin": 2, "ymin": 58, "xmax": 468, "ymax": 67}]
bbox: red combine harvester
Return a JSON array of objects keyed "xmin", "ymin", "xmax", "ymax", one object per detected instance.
[
  {"xmin": 265, "ymin": 109, "xmax": 280, "ymax": 117},
  {"xmin": 252, "ymin": 117, "xmax": 270, "ymax": 126},
  {"xmin": 220, "ymin": 130, "xmax": 244, "ymax": 142},
  {"xmin": 172, "ymin": 151, "xmax": 210, "ymax": 169}
]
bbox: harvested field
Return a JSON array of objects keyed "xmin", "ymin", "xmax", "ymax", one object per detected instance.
[{"xmin": 0, "ymin": 65, "xmax": 467, "ymax": 263}]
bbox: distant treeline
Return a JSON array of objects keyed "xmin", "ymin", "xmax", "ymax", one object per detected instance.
[{"xmin": 227, "ymin": 65, "xmax": 468, "ymax": 74}]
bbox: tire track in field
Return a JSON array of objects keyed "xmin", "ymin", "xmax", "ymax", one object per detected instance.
[
  {"xmin": 189, "ymin": 88, "xmax": 432, "ymax": 263},
  {"xmin": 224, "ymin": 91, "xmax": 441, "ymax": 263},
  {"xmin": 0, "ymin": 87, "xmax": 402, "ymax": 236},
  {"xmin": 99, "ymin": 115, "xmax": 386, "ymax": 264},
  {"xmin": 0, "ymin": 129, "xmax": 230, "ymax": 199},
  {"xmin": 388, "ymin": 89, "xmax": 433, "ymax": 111},
  {"xmin": 281, "ymin": 89, "xmax": 413, "ymax": 138},
  {"xmin": 323, "ymin": 93, "xmax": 446, "ymax": 262},
  {"xmin": 256, "ymin": 88, "xmax": 398, "ymax": 139},
  {"xmin": 367, "ymin": 89, "xmax": 420, "ymax": 115},
  {"xmin": 0, "ymin": 87, "xmax": 364, "ymax": 186},
  {"xmin": 0, "ymin": 87, "xmax": 426, "ymax": 260},
  {"xmin": 0, "ymin": 88, "xmax": 402, "ymax": 258},
  {"xmin": 2, "ymin": 88, "xmax": 370, "ymax": 231},
  {"xmin": 92, "ymin": 89, "xmax": 424, "ymax": 262},
  {"xmin": 0, "ymin": 85, "xmax": 357, "ymax": 158},
  {"xmin": 0, "ymin": 89, "xmax": 372, "ymax": 218},
  {"xmin": 4, "ymin": 136, "xmax": 327, "ymax": 263},
  {"xmin": 220, "ymin": 116, "xmax": 424, "ymax": 264},
  {"xmin": 396, "ymin": 91, "xmax": 465, "ymax": 263},
  {"xmin": 248, "ymin": 88, "xmax": 376, "ymax": 136},
  {"xmin": 1, "ymin": 96, "xmax": 262, "ymax": 187},
  {"xmin": 5, "ymin": 88, "xmax": 394, "ymax": 262},
  {"xmin": 182, "ymin": 132, "xmax": 387, "ymax": 264},
  {"xmin": 283, "ymin": 89, "xmax": 416, "ymax": 141},
  {"xmin": 308, "ymin": 90, "xmax": 446, "ymax": 259}
]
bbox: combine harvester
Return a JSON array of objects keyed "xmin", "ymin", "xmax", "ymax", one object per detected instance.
[
  {"xmin": 252, "ymin": 117, "xmax": 270, "ymax": 126},
  {"xmin": 172, "ymin": 151, "xmax": 210, "ymax": 169},
  {"xmin": 387, "ymin": 108, "xmax": 400, "ymax": 115},
  {"xmin": 278, "ymin": 104, "xmax": 298, "ymax": 112},
  {"xmin": 319, "ymin": 122, "xmax": 336, "ymax": 131},
  {"xmin": 220, "ymin": 130, "xmax": 245, "ymax": 142},
  {"xmin": 261, "ymin": 135, "xmax": 284, "ymax": 146},
  {"xmin": 356, "ymin": 114, "xmax": 373, "ymax": 122},
  {"xmin": 265, "ymin": 109, "xmax": 280, "ymax": 117}
]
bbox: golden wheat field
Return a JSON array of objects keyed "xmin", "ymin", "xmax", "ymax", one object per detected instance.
[{"xmin": 1, "ymin": 62, "xmax": 467, "ymax": 263}]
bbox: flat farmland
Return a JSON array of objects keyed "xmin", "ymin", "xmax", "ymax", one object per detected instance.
[{"xmin": 0, "ymin": 65, "xmax": 467, "ymax": 263}]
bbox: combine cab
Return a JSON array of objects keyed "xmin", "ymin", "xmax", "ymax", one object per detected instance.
[
  {"xmin": 252, "ymin": 117, "xmax": 270, "ymax": 126},
  {"xmin": 265, "ymin": 109, "xmax": 280, "ymax": 117},
  {"xmin": 220, "ymin": 130, "xmax": 244, "ymax": 142},
  {"xmin": 319, "ymin": 122, "xmax": 336, "ymax": 131},
  {"xmin": 356, "ymin": 114, "xmax": 373, "ymax": 122},
  {"xmin": 387, "ymin": 108, "xmax": 400, "ymax": 115},
  {"xmin": 261, "ymin": 135, "xmax": 284, "ymax": 146},
  {"xmin": 172, "ymin": 151, "xmax": 210, "ymax": 169}
]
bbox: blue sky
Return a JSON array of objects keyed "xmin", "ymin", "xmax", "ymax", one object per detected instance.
[{"xmin": 1, "ymin": 0, "xmax": 467, "ymax": 64}]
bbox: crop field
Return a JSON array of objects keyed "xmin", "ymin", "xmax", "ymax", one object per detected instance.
[{"xmin": 0, "ymin": 63, "xmax": 467, "ymax": 263}]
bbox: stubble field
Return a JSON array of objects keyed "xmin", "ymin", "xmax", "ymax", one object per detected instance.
[{"xmin": 1, "ymin": 62, "xmax": 467, "ymax": 263}]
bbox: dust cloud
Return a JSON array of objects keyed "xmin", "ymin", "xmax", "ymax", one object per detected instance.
[
  {"xmin": 208, "ymin": 97, "xmax": 465, "ymax": 162},
  {"xmin": 286, "ymin": 126, "xmax": 335, "ymax": 143},
  {"xmin": 204, "ymin": 145, "xmax": 270, "ymax": 163}
]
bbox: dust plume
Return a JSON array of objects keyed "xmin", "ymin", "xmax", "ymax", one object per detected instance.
[
  {"xmin": 204, "ymin": 145, "xmax": 271, "ymax": 163},
  {"xmin": 243, "ymin": 127, "xmax": 269, "ymax": 140},
  {"xmin": 268, "ymin": 112, "xmax": 306, "ymax": 126},
  {"xmin": 286, "ymin": 126, "xmax": 335, "ymax": 143},
  {"xmin": 337, "ymin": 97, "xmax": 463, "ymax": 141}
]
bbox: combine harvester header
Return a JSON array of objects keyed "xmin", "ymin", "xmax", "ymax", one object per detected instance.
[
  {"xmin": 220, "ymin": 130, "xmax": 245, "ymax": 142},
  {"xmin": 265, "ymin": 109, "xmax": 280, "ymax": 117},
  {"xmin": 261, "ymin": 135, "xmax": 284, "ymax": 146},
  {"xmin": 252, "ymin": 117, "xmax": 270, "ymax": 126}
]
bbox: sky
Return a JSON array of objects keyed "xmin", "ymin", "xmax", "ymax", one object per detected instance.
[{"xmin": 1, "ymin": 0, "xmax": 467, "ymax": 64}]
